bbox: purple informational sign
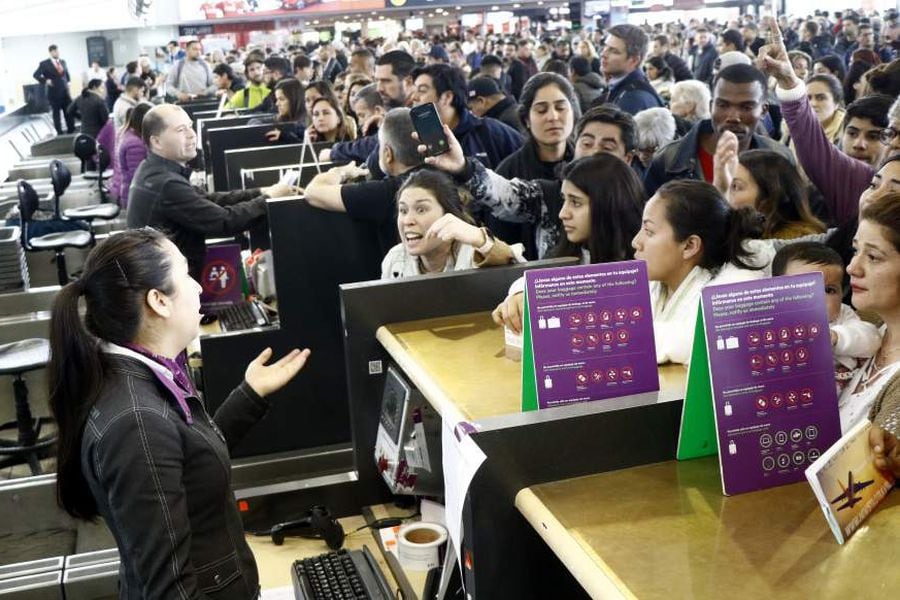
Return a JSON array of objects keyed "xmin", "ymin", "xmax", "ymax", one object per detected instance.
[
  {"xmin": 702, "ymin": 273, "xmax": 841, "ymax": 496},
  {"xmin": 200, "ymin": 244, "xmax": 243, "ymax": 313},
  {"xmin": 525, "ymin": 261, "xmax": 658, "ymax": 409}
]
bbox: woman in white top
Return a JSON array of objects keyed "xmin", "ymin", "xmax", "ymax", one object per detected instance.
[
  {"xmin": 381, "ymin": 169, "xmax": 524, "ymax": 279},
  {"xmin": 839, "ymin": 192, "xmax": 900, "ymax": 433},
  {"xmin": 491, "ymin": 154, "xmax": 646, "ymax": 331},
  {"xmin": 631, "ymin": 180, "xmax": 771, "ymax": 364}
]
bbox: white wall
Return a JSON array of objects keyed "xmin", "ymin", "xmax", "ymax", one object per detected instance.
[
  {"xmin": 0, "ymin": 0, "xmax": 183, "ymax": 37},
  {"xmin": 0, "ymin": 26, "xmax": 177, "ymax": 108}
]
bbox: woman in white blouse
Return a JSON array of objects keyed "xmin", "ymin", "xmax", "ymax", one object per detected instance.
[{"xmin": 631, "ymin": 180, "xmax": 773, "ymax": 364}]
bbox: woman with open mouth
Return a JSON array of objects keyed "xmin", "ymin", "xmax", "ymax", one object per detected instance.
[{"xmin": 381, "ymin": 169, "xmax": 524, "ymax": 280}]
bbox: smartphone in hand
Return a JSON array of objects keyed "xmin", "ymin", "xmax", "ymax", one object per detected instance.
[{"xmin": 410, "ymin": 102, "xmax": 449, "ymax": 157}]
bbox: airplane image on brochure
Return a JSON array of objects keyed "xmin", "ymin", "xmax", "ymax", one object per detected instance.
[{"xmin": 830, "ymin": 471, "xmax": 875, "ymax": 511}]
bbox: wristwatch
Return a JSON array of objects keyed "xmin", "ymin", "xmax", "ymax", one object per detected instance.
[{"xmin": 475, "ymin": 227, "xmax": 495, "ymax": 255}]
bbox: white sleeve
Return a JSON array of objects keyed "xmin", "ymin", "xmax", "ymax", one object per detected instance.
[{"xmin": 831, "ymin": 305, "xmax": 882, "ymax": 359}]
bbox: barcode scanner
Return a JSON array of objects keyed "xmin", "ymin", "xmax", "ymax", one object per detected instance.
[{"xmin": 270, "ymin": 505, "xmax": 345, "ymax": 550}]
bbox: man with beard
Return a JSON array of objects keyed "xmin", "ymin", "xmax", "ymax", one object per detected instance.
[
  {"xmin": 643, "ymin": 63, "xmax": 794, "ymax": 196},
  {"xmin": 227, "ymin": 55, "xmax": 269, "ymax": 109},
  {"xmin": 374, "ymin": 50, "xmax": 416, "ymax": 108},
  {"xmin": 249, "ymin": 56, "xmax": 291, "ymax": 114}
]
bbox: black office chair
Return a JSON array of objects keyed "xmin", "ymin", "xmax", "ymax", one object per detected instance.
[
  {"xmin": 72, "ymin": 134, "xmax": 113, "ymax": 203},
  {"xmin": 17, "ymin": 179, "xmax": 91, "ymax": 286},
  {"xmin": 49, "ymin": 159, "xmax": 120, "ymax": 245},
  {"xmin": 72, "ymin": 133, "xmax": 99, "ymax": 173},
  {"xmin": 0, "ymin": 338, "xmax": 54, "ymax": 476}
]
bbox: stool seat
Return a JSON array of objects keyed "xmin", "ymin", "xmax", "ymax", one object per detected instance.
[
  {"xmin": 0, "ymin": 339, "xmax": 50, "ymax": 375},
  {"xmin": 82, "ymin": 169, "xmax": 114, "ymax": 180},
  {"xmin": 29, "ymin": 229, "xmax": 92, "ymax": 250},
  {"xmin": 64, "ymin": 204, "xmax": 120, "ymax": 220}
]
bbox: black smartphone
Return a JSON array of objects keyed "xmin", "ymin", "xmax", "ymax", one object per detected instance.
[{"xmin": 410, "ymin": 102, "xmax": 449, "ymax": 157}]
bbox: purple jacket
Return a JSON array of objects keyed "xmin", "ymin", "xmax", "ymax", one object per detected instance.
[
  {"xmin": 777, "ymin": 83, "xmax": 874, "ymax": 227},
  {"xmin": 111, "ymin": 130, "xmax": 147, "ymax": 207},
  {"xmin": 96, "ymin": 119, "xmax": 116, "ymax": 159}
]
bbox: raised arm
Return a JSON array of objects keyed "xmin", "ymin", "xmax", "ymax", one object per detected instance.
[{"xmin": 757, "ymin": 16, "xmax": 874, "ymax": 226}]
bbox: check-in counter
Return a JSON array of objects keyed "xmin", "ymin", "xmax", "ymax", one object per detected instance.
[
  {"xmin": 341, "ymin": 264, "xmax": 691, "ymax": 599},
  {"xmin": 516, "ymin": 456, "xmax": 900, "ymax": 598}
]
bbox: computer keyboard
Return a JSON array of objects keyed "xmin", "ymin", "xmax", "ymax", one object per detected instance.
[
  {"xmin": 218, "ymin": 300, "xmax": 270, "ymax": 332},
  {"xmin": 291, "ymin": 546, "xmax": 394, "ymax": 600}
]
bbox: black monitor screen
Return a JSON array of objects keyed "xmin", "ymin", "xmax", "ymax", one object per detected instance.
[{"xmin": 380, "ymin": 367, "xmax": 409, "ymax": 445}]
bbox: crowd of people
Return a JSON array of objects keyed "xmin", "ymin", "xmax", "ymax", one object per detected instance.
[{"xmin": 37, "ymin": 6, "xmax": 900, "ymax": 598}]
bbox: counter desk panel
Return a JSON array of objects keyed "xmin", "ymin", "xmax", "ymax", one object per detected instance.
[
  {"xmin": 517, "ymin": 456, "xmax": 900, "ymax": 599},
  {"xmin": 377, "ymin": 311, "xmax": 687, "ymax": 426}
]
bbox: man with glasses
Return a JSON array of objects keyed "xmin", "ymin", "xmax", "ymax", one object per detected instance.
[{"xmin": 598, "ymin": 24, "xmax": 664, "ymax": 115}]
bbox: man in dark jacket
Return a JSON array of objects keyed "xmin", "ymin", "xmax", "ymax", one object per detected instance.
[
  {"xmin": 408, "ymin": 64, "xmax": 523, "ymax": 168},
  {"xmin": 651, "ymin": 35, "xmax": 693, "ymax": 82},
  {"xmin": 365, "ymin": 64, "xmax": 523, "ymax": 177},
  {"xmin": 569, "ymin": 56, "xmax": 605, "ymax": 112},
  {"xmin": 597, "ymin": 24, "xmax": 664, "ymax": 115},
  {"xmin": 33, "ymin": 44, "xmax": 75, "ymax": 134},
  {"xmin": 127, "ymin": 104, "xmax": 295, "ymax": 279},
  {"xmin": 507, "ymin": 40, "xmax": 539, "ymax": 100},
  {"xmin": 466, "ymin": 75, "xmax": 525, "ymax": 134},
  {"xmin": 643, "ymin": 64, "xmax": 795, "ymax": 197},
  {"xmin": 691, "ymin": 28, "xmax": 719, "ymax": 85},
  {"xmin": 479, "ymin": 54, "xmax": 513, "ymax": 97}
]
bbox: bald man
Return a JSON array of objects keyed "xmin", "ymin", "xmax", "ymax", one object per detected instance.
[{"xmin": 127, "ymin": 104, "xmax": 295, "ymax": 278}]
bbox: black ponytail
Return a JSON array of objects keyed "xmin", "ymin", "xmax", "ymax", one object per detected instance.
[
  {"xmin": 724, "ymin": 205, "xmax": 766, "ymax": 270},
  {"xmin": 49, "ymin": 228, "xmax": 174, "ymax": 519},
  {"xmin": 657, "ymin": 180, "xmax": 764, "ymax": 273}
]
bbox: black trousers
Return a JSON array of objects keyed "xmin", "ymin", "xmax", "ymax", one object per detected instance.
[{"xmin": 49, "ymin": 96, "xmax": 74, "ymax": 134}]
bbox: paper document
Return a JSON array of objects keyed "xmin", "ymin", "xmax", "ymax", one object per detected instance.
[
  {"xmin": 441, "ymin": 420, "xmax": 486, "ymax": 570},
  {"xmin": 260, "ymin": 586, "xmax": 294, "ymax": 600}
]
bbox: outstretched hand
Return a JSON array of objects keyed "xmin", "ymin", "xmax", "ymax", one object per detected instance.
[
  {"xmin": 870, "ymin": 425, "xmax": 900, "ymax": 479},
  {"xmin": 756, "ymin": 16, "xmax": 800, "ymax": 89},
  {"xmin": 413, "ymin": 124, "xmax": 466, "ymax": 175},
  {"xmin": 245, "ymin": 347, "xmax": 311, "ymax": 398}
]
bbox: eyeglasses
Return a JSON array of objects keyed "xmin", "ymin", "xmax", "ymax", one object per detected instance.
[{"xmin": 879, "ymin": 127, "xmax": 899, "ymax": 145}]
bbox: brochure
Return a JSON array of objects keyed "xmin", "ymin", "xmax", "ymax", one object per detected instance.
[{"xmin": 805, "ymin": 419, "xmax": 895, "ymax": 544}]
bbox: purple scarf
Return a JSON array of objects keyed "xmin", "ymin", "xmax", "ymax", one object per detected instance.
[{"xmin": 123, "ymin": 343, "xmax": 195, "ymax": 424}]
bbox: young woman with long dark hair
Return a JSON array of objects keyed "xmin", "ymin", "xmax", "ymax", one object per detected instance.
[{"xmin": 49, "ymin": 228, "xmax": 308, "ymax": 598}]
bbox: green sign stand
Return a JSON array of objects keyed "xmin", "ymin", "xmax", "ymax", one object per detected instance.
[
  {"xmin": 521, "ymin": 293, "xmax": 539, "ymax": 412},
  {"xmin": 676, "ymin": 305, "xmax": 719, "ymax": 460}
]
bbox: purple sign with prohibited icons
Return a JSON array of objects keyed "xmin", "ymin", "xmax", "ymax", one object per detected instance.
[
  {"xmin": 525, "ymin": 261, "xmax": 658, "ymax": 409},
  {"xmin": 701, "ymin": 273, "xmax": 841, "ymax": 495}
]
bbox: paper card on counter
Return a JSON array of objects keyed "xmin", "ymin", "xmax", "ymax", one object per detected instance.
[
  {"xmin": 260, "ymin": 586, "xmax": 295, "ymax": 600},
  {"xmin": 441, "ymin": 420, "xmax": 486, "ymax": 570},
  {"xmin": 522, "ymin": 261, "xmax": 659, "ymax": 410},
  {"xmin": 379, "ymin": 525, "xmax": 402, "ymax": 557},
  {"xmin": 701, "ymin": 273, "xmax": 841, "ymax": 495},
  {"xmin": 805, "ymin": 419, "xmax": 895, "ymax": 544}
]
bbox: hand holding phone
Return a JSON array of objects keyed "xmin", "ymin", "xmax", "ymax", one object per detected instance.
[{"xmin": 410, "ymin": 103, "xmax": 449, "ymax": 157}]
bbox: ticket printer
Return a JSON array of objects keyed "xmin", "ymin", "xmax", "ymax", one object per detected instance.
[{"xmin": 374, "ymin": 366, "xmax": 443, "ymax": 496}]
